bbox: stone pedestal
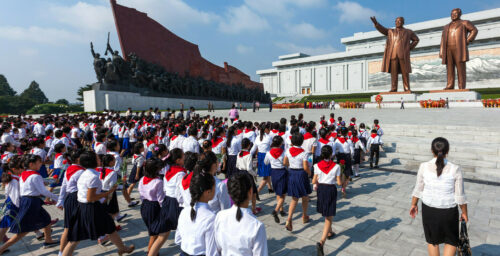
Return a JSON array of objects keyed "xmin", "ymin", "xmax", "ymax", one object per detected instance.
[
  {"xmin": 418, "ymin": 90, "xmax": 481, "ymax": 101},
  {"xmin": 371, "ymin": 91, "xmax": 418, "ymax": 102}
]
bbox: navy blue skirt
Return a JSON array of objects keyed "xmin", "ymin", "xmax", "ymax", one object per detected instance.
[
  {"xmin": 257, "ymin": 152, "xmax": 271, "ymax": 177},
  {"xmin": 353, "ymin": 148, "xmax": 362, "ymax": 165},
  {"xmin": 270, "ymin": 168, "xmax": 288, "ymax": 196},
  {"xmin": 287, "ymin": 169, "xmax": 312, "ymax": 198},
  {"xmin": 226, "ymin": 155, "xmax": 237, "ymax": 178},
  {"xmin": 337, "ymin": 153, "xmax": 353, "ymax": 177},
  {"xmin": 141, "ymin": 199, "xmax": 161, "ymax": 236},
  {"xmin": 128, "ymin": 164, "xmax": 143, "ymax": 184},
  {"xmin": 0, "ymin": 197, "xmax": 19, "ymax": 228},
  {"xmin": 39, "ymin": 165, "xmax": 48, "ymax": 178},
  {"xmin": 10, "ymin": 196, "xmax": 51, "ymax": 233},
  {"xmin": 158, "ymin": 196, "xmax": 182, "ymax": 233},
  {"xmin": 317, "ymin": 184, "xmax": 338, "ymax": 217},
  {"xmin": 64, "ymin": 191, "xmax": 79, "ymax": 228},
  {"xmin": 68, "ymin": 201, "xmax": 116, "ymax": 241},
  {"xmin": 103, "ymin": 190, "xmax": 119, "ymax": 215}
]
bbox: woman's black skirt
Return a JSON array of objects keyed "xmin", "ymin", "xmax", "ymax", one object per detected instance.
[
  {"xmin": 270, "ymin": 168, "xmax": 288, "ymax": 196},
  {"xmin": 336, "ymin": 153, "xmax": 353, "ymax": 177},
  {"xmin": 141, "ymin": 199, "xmax": 162, "ymax": 236},
  {"xmin": 68, "ymin": 201, "xmax": 116, "ymax": 241},
  {"xmin": 317, "ymin": 184, "xmax": 338, "ymax": 217},
  {"xmin": 226, "ymin": 155, "xmax": 238, "ymax": 178},
  {"xmin": 287, "ymin": 168, "xmax": 312, "ymax": 198},
  {"xmin": 128, "ymin": 164, "xmax": 143, "ymax": 184},
  {"xmin": 9, "ymin": 196, "xmax": 51, "ymax": 233},
  {"xmin": 353, "ymin": 148, "xmax": 362, "ymax": 165},
  {"xmin": 422, "ymin": 203, "xmax": 459, "ymax": 246},
  {"xmin": 158, "ymin": 196, "xmax": 182, "ymax": 233},
  {"xmin": 103, "ymin": 190, "xmax": 119, "ymax": 215},
  {"xmin": 64, "ymin": 191, "xmax": 79, "ymax": 228}
]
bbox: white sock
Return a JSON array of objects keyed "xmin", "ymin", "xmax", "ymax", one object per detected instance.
[
  {"xmin": 98, "ymin": 235, "xmax": 107, "ymax": 240},
  {"xmin": 58, "ymin": 251, "xmax": 63, "ymax": 256},
  {"xmin": 35, "ymin": 230, "xmax": 42, "ymax": 236}
]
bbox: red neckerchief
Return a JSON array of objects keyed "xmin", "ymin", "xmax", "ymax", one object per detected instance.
[
  {"xmin": 289, "ymin": 147, "xmax": 304, "ymax": 157},
  {"xmin": 99, "ymin": 168, "xmax": 114, "ymax": 180},
  {"xmin": 371, "ymin": 133, "xmax": 377, "ymax": 138},
  {"xmin": 142, "ymin": 176, "xmax": 156, "ymax": 185},
  {"xmin": 278, "ymin": 132, "xmax": 285, "ymax": 136},
  {"xmin": 133, "ymin": 154, "xmax": 141, "ymax": 160},
  {"xmin": 171, "ymin": 135, "xmax": 178, "ymax": 141},
  {"xmin": 244, "ymin": 128, "xmax": 253, "ymax": 133},
  {"xmin": 271, "ymin": 129, "xmax": 278, "ymax": 134},
  {"xmin": 66, "ymin": 165, "xmax": 84, "ymax": 181},
  {"xmin": 237, "ymin": 129, "xmax": 243, "ymax": 135},
  {"xmin": 11, "ymin": 174, "xmax": 19, "ymax": 181},
  {"xmin": 350, "ymin": 122, "xmax": 355, "ymax": 127},
  {"xmin": 269, "ymin": 148, "xmax": 284, "ymax": 159},
  {"xmin": 182, "ymin": 172, "xmax": 193, "ymax": 190},
  {"xmin": 329, "ymin": 132, "xmax": 337, "ymax": 139},
  {"xmin": 352, "ymin": 137, "xmax": 359, "ymax": 143},
  {"xmin": 165, "ymin": 165, "xmax": 186, "ymax": 181},
  {"xmin": 374, "ymin": 124, "xmax": 380, "ymax": 130},
  {"xmin": 239, "ymin": 150, "xmax": 250, "ymax": 158},
  {"xmin": 95, "ymin": 142, "xmax": 101, "ymax": 147},
  {"xmin": 55, "ymin": 153, "xmax": 63, "ymax": 160},
  {"xmin": 21, "ymin": 170, "xmax": 39, "ymax": 182},
  {"xmin": 45, "ymin": 136, "xmax": 52, "ymax": 141},
  {"xmin": 318, "ymin": 138, "xmax": 330, "ymax": 144},
  {"xmin": 337, "ymin": 137, "xmax": 346, "ymax": 144},
  {"xmin": 147, "ymin": 140, "xmax": 155, "ymax": 147},
  {"xmin": 329, "ymin": 118, "xmax": 334, "ymax": 124},
  {"xmin": 212, "ymin": 137, "xmax": 224, "ymax": 148},
  {"xmin": 317, "ymin": 160, "xmax": 336, "ymax": 174},
  {"xmin": 303, "ymin": 132, "xmax": 313, "ymax": 140}
]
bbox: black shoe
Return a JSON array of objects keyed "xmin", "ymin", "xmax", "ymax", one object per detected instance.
[
  {"xmin": 279, "ymin": 210, "xmax": 286, "ymax": 217},
  {"xmin": 43, "ymin": 241, "xmax": 59, "ymax": 249},
  {"xmin": 327, "ymin": 232, "xmax": 336, "ymax": 240},
  {"xmin": 374, "ymin": 165, "xmax": 379, "ymax": 169},
  {"xmin": 116, "ymin": 213, "xmax": 128, "ymax": 222},
  {"xmin": 128, "ymin": 201, "xmax": 139, "ymax": 207},
  {"xmin": 271, "ymin": 210, "xmax": 280, "ymax": 224},
  {"xmin": 316, "ymin": 242, "xmax": 324, "ymax": 256},
  {"xmin": 268, "ymin": 189, "xmax": 274, "ymax": 194},
  {"xmin": 370, "ymin": 163, "xmax": 374, "ymax": 169},
  {"xmin": 36, "ymin": 233, "xmax": 44, "ymax": 241}
]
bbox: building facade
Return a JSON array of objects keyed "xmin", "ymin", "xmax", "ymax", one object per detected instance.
[{"xmin": 257, "ymin": 8, "xmax": 500, "ymax": 97}]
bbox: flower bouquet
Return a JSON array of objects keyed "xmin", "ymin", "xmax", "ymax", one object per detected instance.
[{"xmin": 375, "ymin": 95, "xmax": 383, "ymax": 109}]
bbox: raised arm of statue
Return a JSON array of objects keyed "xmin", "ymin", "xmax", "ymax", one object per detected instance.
[
  {"xmin": 465, "ymin": 20, "xmax": 478, "ymax": 44},
  {"xmin": 90, "ymin": 42, "xmax": 96, "ymax": 58},
  {"xmin": 371, "ymin": 16, "xmax": 388, "ymax": 36},
  {"xmin": 410, "ymin": 31, "xmax": 420, "ymax": 50}
]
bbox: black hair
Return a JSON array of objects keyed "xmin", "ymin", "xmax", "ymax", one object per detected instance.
[
  {"xmin": 270, "ymin": 135, "xmax": 283, "ymax": 148},
  {"xmin": 189, "ymin": 171, "xmax": 215, "ymax": 221},
  {"xmin": 289, "ymin": 126, "xmax": 299, "ymax": 136},
  {"xmin": 29, "ymin": 136, "xmax": 45, "ymax": 148},
  {"xmin": 226, "ymin": 126, "xmax": 236, "ymax": 147},
  {"xmin": 80, "ymin": 151, "xmax": 98, "ymax": 169},
  {"xmin": 188, "ymin": 127, "xmax": 197, "ymax": 136},
  {"xmin": 95, "ymin": 133, "xmax": 105, "ymax": 142},
  {"xmin": 291, "ymin": 134, "xmax": 304, "ymax": 147},
  {"xmin": 152, "ymin": 144, "xmax": 167, "ymax": 158},
  {"xmin": 374, "ymin": 119, "xmax": 379, "ymax": 125},
  {"xmin": 319, "ymin": 145, "xmax": 333, "ymax": 161},
  {"xmin": 167, "ymin": 148, "xmax": 184, "ymax": 166},
  {"xmin": 340, "ymin": 127, "xmax": 348, "ymax": 136},
  {"xmin": 319, "ymin": 128, "xmax": 328, "ymax": 139},
  {"xmin": 54, "ymin": 129, "xmax": 63, "ymax": 139},
  {"xmin": 359, "ymin": 123, "xmax": 366, "ymax": 129},
  {"xmin": 144, "ymin": 157, "xmax": 162, "ymax": 178},
  {"xmin": 431, "ymin": 137, "xmax": 449, "ymax": 177},
  {"xmin": 259, "ymin": 124, "xmax": 267, "ymax": 141},
  {"xmin": 184, "ymin": 152, "xmax": 199, "ymax": 171},
  {"xmin": 133, "ymin": 142, "xmax": 144, "ymax": 154},
  {"xmin": 194, "ymin": 151, "xmax": 217, "ymax": 174},
  {"xmin": 227, "ymin": 173, "xmax": 252, "ymax": 221},
  {"xmin": 23, "ymin": 154, "xmax": 42, "ymax": 170},
  {"xmin": 306, "ymin": 121, "xmax": 315, "ymax": 133},
  {"xmin": 101, "ymin": 154, "xmax": 115, "ymax": 168},
  {"xmin": 371, "ymin": 129, "xmax": 377, "ymax": 134},
  {"xmin": 2, "ymin": 155, "xmax": 22, "ymax": 184},
  {"xmin": 202, "ymin": 140, "xmax": 212, "ymax": 150},
  {"xmin": 69, "ymin": 148, "xmax": 84, "ymax": 164},
  {"xmin": 54, "ymin": 143, "xmax": 66, "ymax": 153},
  {"xmin": 107, "ymin": 140, "xmax": 119, "ymax": 151},
  {"xmin": 239, "ymin": 138, "xmax": 251, "ymax": 157}
]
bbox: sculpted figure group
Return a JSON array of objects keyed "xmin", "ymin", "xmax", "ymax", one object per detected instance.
[{"xmin": 371, "ymin": 8, "xmax": 478, "ymax": 92}]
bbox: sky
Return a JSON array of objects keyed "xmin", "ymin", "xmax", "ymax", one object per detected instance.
[{"xmin": 1, "ymin": 0, "xmax": 500, "ymax": 102}]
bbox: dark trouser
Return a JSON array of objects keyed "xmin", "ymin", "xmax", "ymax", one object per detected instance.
[
  {"xmin": 401, "ymin": 103, "xmax": 405, "ymax": 109},
  {"xmin": 390, "ymin": 58, "xmax": 410, "ymax": 92},
  {"xmin": 445, "ymin": 44, "xmax": 466, "ymax": 89},
  {"xmin": 370, "ymin": 144, "xmax": 380, "ymax": 166}
]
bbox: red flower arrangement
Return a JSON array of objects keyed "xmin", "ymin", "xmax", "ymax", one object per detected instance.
[
  {"xmin": 375, "ymin": 95, "xmax": 383, "ymax": 108},
  {"xmin": 482, "ymin": 99, "xmax": 500, "ymax": 108},
  {"xmin": 339, "ymin": 101, "xmax": 363, "ymax": 109},
  {"xmin": 419, "ymin": 99, "xmax": 446, "ymax": 108},
  {"xmin": 273, "ymin": 103, "xmax": 303, "ymax": 109}
]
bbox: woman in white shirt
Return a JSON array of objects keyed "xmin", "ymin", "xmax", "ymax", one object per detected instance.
[
  {"xmin": 283, "ymin": 134, "xmax": 312, "ymax": 232},
  {"xmin": 264, "ymin": 136, "xmax": 287, "ymax": 224},
  {"xmin": 250, "ymin": 124, "xmax": 273, "ymax": 194},
  {"xmin": 176, "ymin": 170, "xmax": 217, "ymax": 256},
  {"xmin": 214, "ymin": 173, "xmax": 268, "ymax": 256},
  {"xmin": 410, "ymin": 137, "xmax": 468, "ymax": 256},
  {"xmin": 225, "ymin": 126, "xmax": 241, "ymax": 178},
  {"xmin": 63, "ymin": 151, "xmax": 134, "ymax": 256}
]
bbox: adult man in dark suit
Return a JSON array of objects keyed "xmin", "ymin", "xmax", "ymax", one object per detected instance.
[
  {"xmin": 371, "ymin": 16, "xmax": 419, "ymax": 92},
  {"xmin": 440, "ymin": 8, "xmax": 478, "ymax": 90}
]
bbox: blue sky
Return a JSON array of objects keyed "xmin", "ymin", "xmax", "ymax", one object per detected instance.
[{"xmin": 1, "ymin": 0, "xmax": 499, "ymax": 102}]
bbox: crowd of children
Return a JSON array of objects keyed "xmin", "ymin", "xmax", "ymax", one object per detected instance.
[{"xmin": 0, "ymin": 109, "xmax": 384, "ymax": 256}]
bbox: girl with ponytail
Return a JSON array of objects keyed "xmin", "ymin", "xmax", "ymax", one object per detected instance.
[
  {"xmin": 175, "ymin": 171, "xmax": 216, "ymax": 256},
  {"xmin": 410, "ymin": 137, "xmax": 468, "ymax": 255},
  {"xmin": 214, "ymin": 173, "xmax": 268, "ymax": 255},
  {"xmin": 226, "ymin": 126, "xmax": 241, "ymax": 178},
  {"xmin": 0, "ymin": 156, "xmax": 23, "ymax": 244},
  {"xmin": 250, "ymin": 123, "xmax": 273, "ymax": 196}
]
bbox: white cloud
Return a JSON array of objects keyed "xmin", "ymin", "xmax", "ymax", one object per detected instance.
[
  {"xmin": 275, "ymin": 42, "xmax": 336, "ymax": 56},
  {"xmin": 119, "ymin": 0, "xmax": 219, "ymax": 30},
  {"xmin": 0, "ymin": 26, "xmax": 83, "ymax": 45},
  {"xmin": 334, "ymin": 1, "xmax": 377, "ymax": 23},
  {"xmin": 49, "ymin": 2, "xmax": 114, "ymax": 32},
  {"xmin": 286, "ymin": 22, "xmax": 326, "ymax": 39},
  {"xmin": 219, "ymin": 5, "xmax": 269, "ymax": 34},
  {"xmin": 236, "ymin": 44, "xmax": 253, "ymax": 54},
  {"xmin": 19, "ymin": 47, "xmax": 39, "ymax": 57}
]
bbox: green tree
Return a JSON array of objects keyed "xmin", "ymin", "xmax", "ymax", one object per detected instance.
[
  {"xmin": 0, "ymin": 95, "xmax": 36, "ymax": 115},
  {"xmin": 20, "ymin": 81, "xmax": 48, "ymax": 104},
  {"xmin": 0, "ymin": 74, "xmax": 16, "ymax": 96},
  {"xmin": 77, "ymin": 84, "xmax": 93, "ymax": 102},
  {"xmin": 55, "ymin": 99, "xmax": 69, "ymax": 105}
]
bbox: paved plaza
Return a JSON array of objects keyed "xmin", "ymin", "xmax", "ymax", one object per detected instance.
[{"xmin": 8, "ymin": 108, "xmax": 500, "ymax": 256}]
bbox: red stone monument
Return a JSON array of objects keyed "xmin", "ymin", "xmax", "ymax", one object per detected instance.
[{"xmin": 110, "ymin": 0, "xmax": 262, "ymax": 90}]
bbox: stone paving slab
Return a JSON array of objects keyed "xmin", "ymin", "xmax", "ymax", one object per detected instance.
[{"xmin": 6, "ymin": 164, "xmax": 499, "ymax": 256}]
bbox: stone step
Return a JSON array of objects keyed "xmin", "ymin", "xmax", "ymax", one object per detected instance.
[
  {"xmin": 381, "ymin": 151, "xmax": 500, "ymax": 169},
  {"xmin": 382, "ymin": 131, "xmax": 500, "ymax": 143},
  {"xmin": 382, "ymin": 140, "xmax": 500, "ymax": 157},
  {"xmin": 382, "ymin": 124, "xmax": 495, "ymax": 132}
]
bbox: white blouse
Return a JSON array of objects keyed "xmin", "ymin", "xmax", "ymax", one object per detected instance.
[
  {"xmin": 412, "ymin": 158, "xmax": 467, "ymax": 209},
  {"xmin": 77, "ymin": 168, "xmax": 104, "ymax": 203},
  {"xmin": 263, "ymin": 149, "xmax": 285, "ymax": 169},
  {"xmin": 250, "ymin": 134, "xmax": 271, "ymax": 155},
  {"xmin": 285, "ymin": 147, "xmax": 307, "ymax": 169},
  {"xmin": 227, "ymin": 137, "xmax": 242, "ymax": 156},
  {"xmin": 214, "ymin": 206, "xmax": 268, "ymax": 256},
  {"xmin": 313, "ymin": 161, "xmax": 341, "ymax": 184},
  {"xmin": 208, "ymin": 177, "xmax": 232, "ymax": 214}
]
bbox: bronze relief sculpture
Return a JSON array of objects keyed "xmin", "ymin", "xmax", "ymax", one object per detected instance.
[
  {"xmin": 440, "ymin": 8, "xmax": 478, "ymax": 90},
  {"xmin": 371, "ymin": 16, "xmax": 419, "ymax": 92}
]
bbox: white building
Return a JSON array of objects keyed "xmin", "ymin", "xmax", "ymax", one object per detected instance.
[{"xmin": 257, "ymin": 8, "xmax": 500, "ymax": 97}]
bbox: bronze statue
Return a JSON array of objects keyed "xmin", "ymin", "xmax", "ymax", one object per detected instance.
[
  {"xmin": 440, "ymin": 8, "xmax": 478, "ymax": 90},
  {"xmin": 90, "ymin": 42, "xmax": 106, "ymax": 83},
  {"xmin": 371, "ymin": 16, "xmax": 419, "ymax": 92}
]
